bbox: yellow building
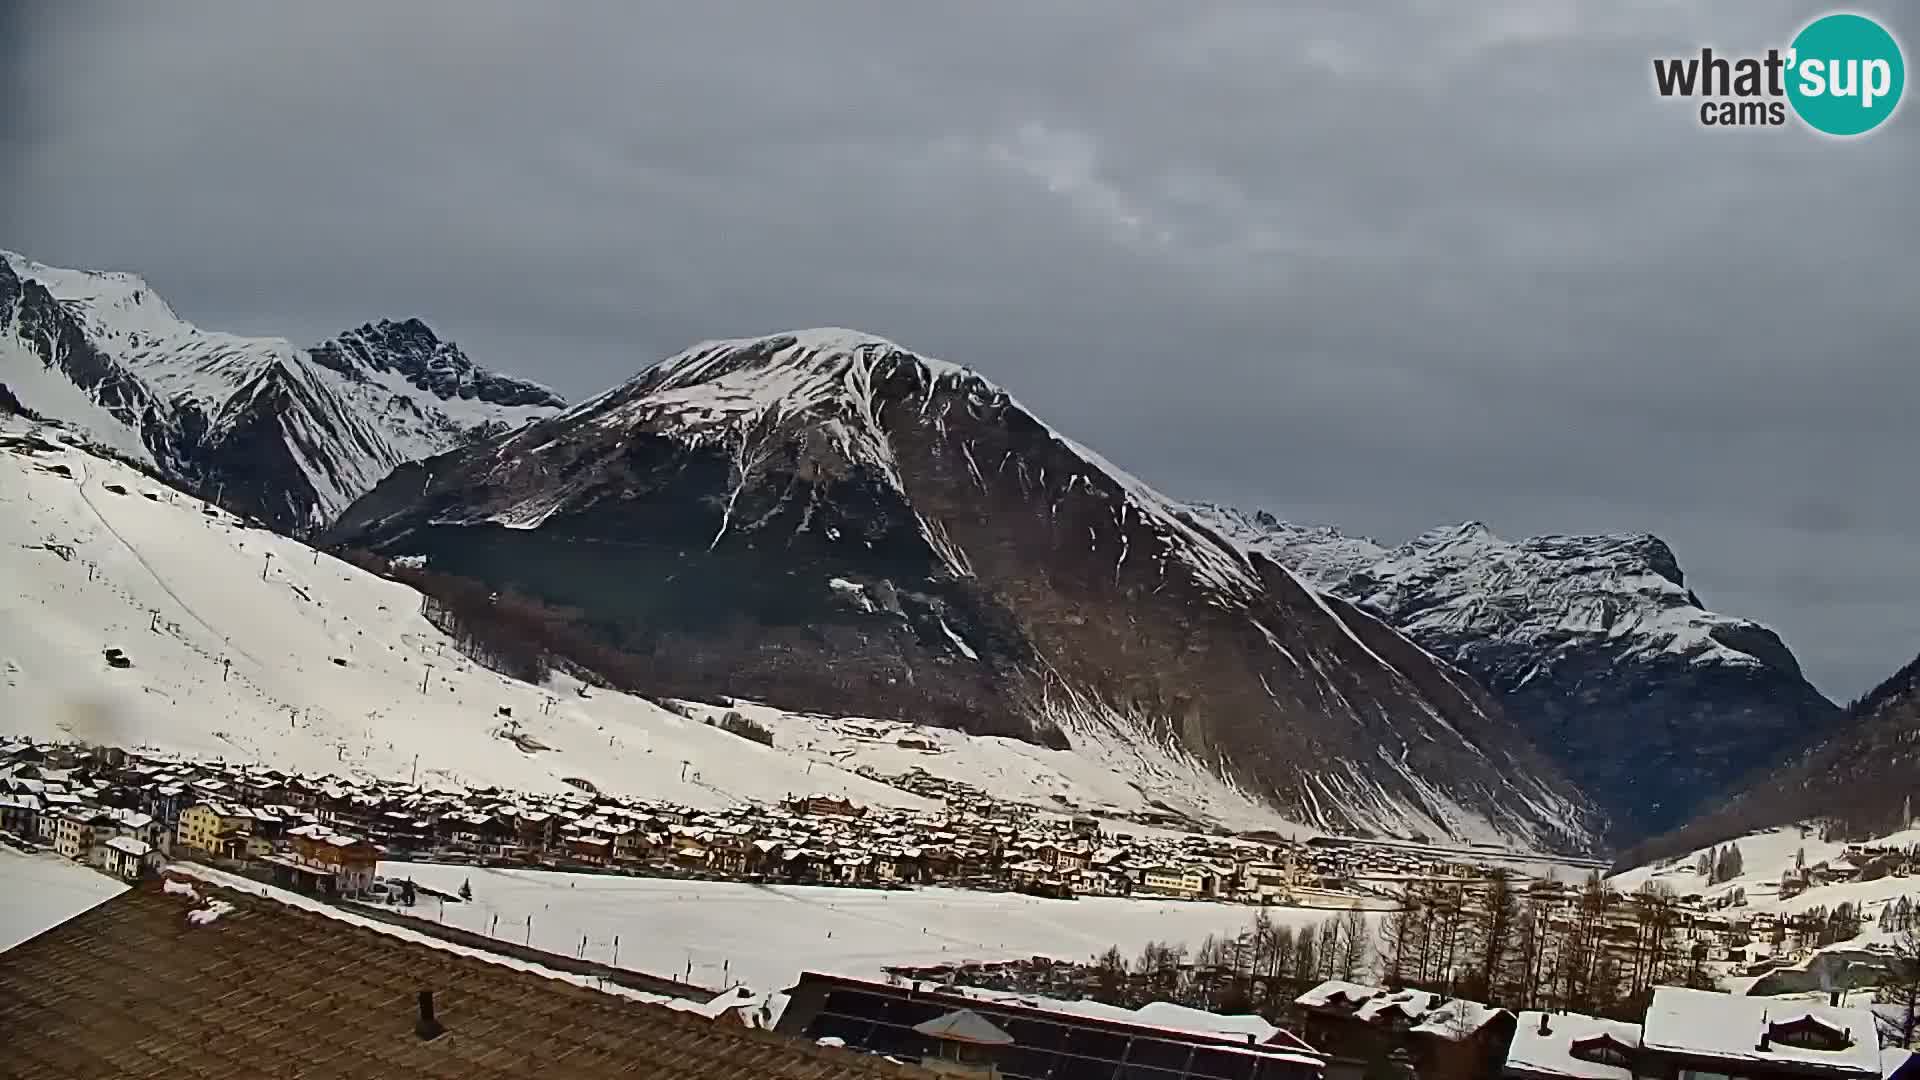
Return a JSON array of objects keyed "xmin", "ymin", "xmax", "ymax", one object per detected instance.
[
  {"xmin": 1139, "ymin": 865, "xmax": 1206, "ymax": 899},
  {"xmin": 176, "ymin": 801, "xmax": 254, "ymax": 856}
]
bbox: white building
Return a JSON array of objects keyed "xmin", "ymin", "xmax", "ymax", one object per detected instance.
[{"xmin": 98, "ymin": 836, "xmax": 161, "ymax": 881}]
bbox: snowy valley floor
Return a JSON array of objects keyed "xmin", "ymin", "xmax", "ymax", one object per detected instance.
[{"xmin": 383, "ymin": 861, "xmax": 1319, "ymax": 995}]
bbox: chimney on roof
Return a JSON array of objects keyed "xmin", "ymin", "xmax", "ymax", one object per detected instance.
[
  {"xmin": 1538, "ymin": 1012, "xmax": 1551, "ymax": 1036},
  {"xmin": 415, "ymin": 990, "xmax": 445, "ymax": 1041}
]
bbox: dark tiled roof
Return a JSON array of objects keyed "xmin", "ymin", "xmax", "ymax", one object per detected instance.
[{"xmin": 0, "ymin": 879, "xmax": 931, "ymax": 1080}]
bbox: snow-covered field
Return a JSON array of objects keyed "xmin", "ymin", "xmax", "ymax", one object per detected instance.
[
  {"xmin": 384, "ymin": 861, "xmax": 1322, "ymax": 994},
  {"xmin": 0, "ymin": 848, "xmax": 127, "ymax": 952},
  {"xmin": 0, "ymin": 418, "xmax": 1297, "ymax": 832}
]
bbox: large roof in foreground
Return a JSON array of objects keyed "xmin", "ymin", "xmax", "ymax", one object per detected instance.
[{"xmin": 0, "ymin": 877, "xmax": 929, "ymax": 1080}]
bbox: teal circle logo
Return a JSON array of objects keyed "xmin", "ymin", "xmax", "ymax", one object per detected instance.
[{"xmin": 1787, "ymin": 13, "xmax": 1905, "ymax": 136}]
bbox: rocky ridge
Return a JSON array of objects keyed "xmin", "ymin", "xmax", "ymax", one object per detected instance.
[
  {"xmin": 0, "ymin": 251, "xmax": 562, "ymax": 531},
  {"xmin": 1186, "ymin": 504, "xmax": 1841, "ymax": 841}
]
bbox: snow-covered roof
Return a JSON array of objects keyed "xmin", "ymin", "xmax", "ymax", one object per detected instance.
[
  {"xmin": 1641, "ymin": 987, "xmax": 1880, "ymax": 1076},
  {"xmin": 1132, "ymin": 1001, "xmax": 1279, "ymax": 1044},
  {"xmin": 1506, "ymin": 1011, "xmax": 1642, "ymax": 1080},
  {"xmin": 164, "ymin": 862, "xmax": 711, "ymax": 1012},
  {"xmin": 914, "ymin": 1008, "xmax": 1015, "ymax": 1046},
  {"xmin": 1294, "ymin": 979, "xmax": 1386, "ymax": 1010},
  {"xmin": 1356, "ymin": 989, "xmax": 1441, "ymax": 1023},
  {"xmin": 103, "ymin": 836, "xmax": 153, "ymax": 857},
  {"xmin": 1411, "ymin": 998, "xmax": 1511, "ymax": 1040},
  {"xmin": 939, "ymin": 984, "xmax": 1324, "ymax": 1067}
]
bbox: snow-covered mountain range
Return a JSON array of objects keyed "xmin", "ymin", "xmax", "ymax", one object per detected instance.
[
  {"xmin": 330, "ymin": 329, "xmax": 1601, "ymax": 851},
  {"xmin": 10, "ymin": 249, "xmax": 1852, "ymax": 853},
  {"xmin": 0, "ymin": 251, "xmax": 562, "ymax": 532},
  {"xmin": 1186, "ymin": 505, "xmax": 1841, "ymax": 841}
]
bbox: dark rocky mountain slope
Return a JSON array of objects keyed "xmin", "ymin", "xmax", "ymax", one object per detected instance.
[
  {"xmin": 330, "ymin": 329, "xmax": 1601, "ymax": 851},
  {"xmin": 1618, "ymin": 650, "xmax": 1920, "ymax": 866}
]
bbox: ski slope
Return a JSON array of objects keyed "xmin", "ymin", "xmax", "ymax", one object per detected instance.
[
  {"xmin": 0, "ymin": 417, "xmax": 1299, "ymax": 827},
  {"xmin": 0, "ymin": 419, "xmax": 927, "ymax": 807}
]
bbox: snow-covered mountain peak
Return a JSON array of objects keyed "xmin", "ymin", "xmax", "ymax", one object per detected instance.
[
  {"xmin": 1517, "ymin": 532, "xmax": 1687, "ymax": 588},
  {"xmin": 1409, "ymin": 521, "xmax": 1496, "ymax": 551},
  {"xmin": 572, "ymin": 328, "xmax": 986, "ymax": 432},
  {"xmin": 313, "ymin": 318, "xmax": 563, "ymax": 410},
  {"xmin": 2, "ymin": 249, "xmax": 180, "ymax": 328},
  {"xmin": 532, "ymin": 330, "xmax": 1267, "ymax": 605},
  {"xmin": 1184, "ymin": 503, "xmax": 1387, "ymax": 586},
  {"xmin": 665, "ymin": 327, "xmax": 976, "ymax": 384},
  {"xmin": 1232, "ymin": 512, "xmax": 1775, "ymax": 669},
  {"xmin": 1, "ymin": 251, "xmax": 562, "ymax": 530}
]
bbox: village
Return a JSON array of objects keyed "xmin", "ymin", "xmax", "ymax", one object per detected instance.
[
  {"xmin": 0, "ymin": 732, "xmax": 1510, "ymax": 906},
  {"xmin": 3, "ymin": 732, "xmax": 1915, "ymax": 968}
]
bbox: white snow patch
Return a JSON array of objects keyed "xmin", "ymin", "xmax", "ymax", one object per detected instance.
[
  {"xmin": 937, "ymin": 618, "xmax": 979, "ymax": 660},
  {"xmin": 187, "ymin": 899, "xmax": 236, "ymax": 926},
  {"xmin": 0, "ymin": 848, "xmax": 127, "ymax": 953}
]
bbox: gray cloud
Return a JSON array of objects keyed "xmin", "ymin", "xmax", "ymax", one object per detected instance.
[{"xmin": 3, "ymin": 0, "xmax": 1914, "ymax": 699}]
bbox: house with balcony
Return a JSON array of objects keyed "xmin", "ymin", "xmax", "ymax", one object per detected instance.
[
  {"xmin": 52, "ymin": 810, "xmax": 100, "ymax": 862},
  {"xmin": 267, "ymin": 823, "xmax": 379, "ymax": 897}
]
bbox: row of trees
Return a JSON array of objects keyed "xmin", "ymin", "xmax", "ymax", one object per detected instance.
[
  {"xmin": 1790, "ymin": 902, "xmax": 1865, "ymax": 949},
  {"xmin": 1087, "ymin": 905, "xmax": 1372, "ymax": 1013},
  {"xmin": 1695, "ymin": 842, "xmax": 1746, "ymax": 885},
  {"xmin": 341, "ymin": 552, "xmax": 574, "ymax": 684},
  {"xmin": 1083, "ymin": 873, "xmax": 1719, "ymax": 1024},
  {"xmin": 1880, "ymin": 895, "xmax": 1920, "ymax": 933},
  {"xmin": 345, "ymin": 553, "xmax": 652, "ymax": 694},
  {"xmin": 1377, "ymin": 874, "xmax": 1715, "ymax": 1020},
  {"xmin": 1882, "ymin": 928, "xmax": 1920, "ymax": 1049}
]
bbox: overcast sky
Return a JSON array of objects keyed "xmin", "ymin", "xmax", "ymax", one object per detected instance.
[{"xmin": 3, "ymin": 1, "xmax": 1914, "ymax": 700}]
